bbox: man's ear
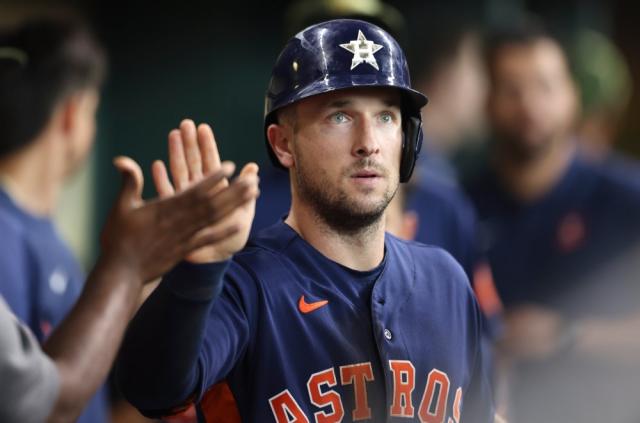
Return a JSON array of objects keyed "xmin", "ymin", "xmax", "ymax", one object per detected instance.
[
  {"xmin": 267, "ymin": 123, "xmax": 294, "ymax": 168},
  {"xmin": 58, "ymin": 93, "xmax": 83, "ymax": 136}
]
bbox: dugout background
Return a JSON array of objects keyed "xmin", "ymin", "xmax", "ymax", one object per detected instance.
[{"xmin": 0, "ymin": 0, "xmax": 639, "ymax": 269}]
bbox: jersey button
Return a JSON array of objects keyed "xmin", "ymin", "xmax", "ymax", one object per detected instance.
[{"xmin": 383, "ymin": 328, "xmax": 392, "ymax": 340}]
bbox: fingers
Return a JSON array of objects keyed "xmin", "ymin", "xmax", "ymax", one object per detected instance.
[
  {"xmin": 113, "ymin": 156, "xmax": 144, "ymax": 210},
  {"xmin": 167, "ymin": 168, "xmax": 258, "ymax": 236},
  {"xmin": 199, "ymin": 175, "xmax": 259, "ymax": 225},
  {"xmin": 168, "ymin": 129, "xmax": 189, "ymax": 191},
  {"xmin": 184, "ymin": 225, "xmax": 241, "ymax": 256},
  {"xmin": 197, "ymin": 123, "xmax": 221, "ymax": 174},
  {"xmin": 151, "ymin": 162, "xmax": 238, "ymax": 232},
  {"xmin": 168, "ymin": 120, "xmax": 225, "ymax": 193},
  {"xmin": 189, "ymin": 162, "xmax": 236, "ymax": 195},
  {"xmin": 237, "ymin": 163, "xmax": 260, "ymax": 213},
  {"xmin": 238, "ymin": 162, "xmax": 259, "ymax": 178},
  {"xmin": 180, "ymin": 119, "xmax": 203, "ymax": 181},
  {"xmin": 152, "ymin": 160, "xmax": 175, "ymax": 199}
]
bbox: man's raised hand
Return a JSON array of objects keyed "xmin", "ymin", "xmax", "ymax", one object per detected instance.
[{"xmin": 152, "ymin": 119, "xmax": 259, "ymax": 263}]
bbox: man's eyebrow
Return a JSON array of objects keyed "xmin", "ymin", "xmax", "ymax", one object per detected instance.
[
  {"xmin": 324, "ymin": 98, "xmax": 401, "ymax": 109},
  {"xmin": 383, "ymin": 98, "xmax": 402, "ymax": 108},
  {"xmin": 326, "ymin": 99, "xmax": 351, "ymax": 108}
]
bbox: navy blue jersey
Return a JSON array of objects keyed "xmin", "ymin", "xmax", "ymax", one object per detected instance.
[
  {"xmin": 406, "ymin": 182, "xmax": 477, "ymax": 281},
  {"xmin": 412, "ymin": 141, "xmax": 460, "ymax": 191},
  {"xmin": 118, "ymin": 221, "xmax": 494, "ymax": 422},
  {"xmin": 465, "ymin": 154, "xmax": 640, "ymax": 316},
  {"xmin": 0, "ymin": 188, "xmax": 109, "ymax": 423}
]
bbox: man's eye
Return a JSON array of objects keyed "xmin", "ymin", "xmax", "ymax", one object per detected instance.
[
  {"xmin": 379, "ymin": 112, "xmax": 393, "ymax": 123},
  {"xmin": 330, "ymin": 112, "xmax": 348, "ymax": 123}
]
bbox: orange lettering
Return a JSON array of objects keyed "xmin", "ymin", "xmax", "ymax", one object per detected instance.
[
  {"xmin": 307, "ymin": 368, "xmax": 344, "ymax": 423},
  {"xmin": 340, "ymin": 362, "xmax": 374, "ymax": 420},
  {"xmin": 389, "ymin": 360, "xmax": 416, "ymax": 417},
  {"xmin": 418, "ymin": 369, "xmax": 449, "ymax": 423},
  {"xmin": 269, "ymin": 389, "xmax": 310, "ymax": 423}
]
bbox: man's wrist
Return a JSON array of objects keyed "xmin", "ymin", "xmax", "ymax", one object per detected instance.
[
  {"xmin": 163, "ymin": 260, "xmax": 230, "ymax": 301},
  {"xmin": 92, "ymin": 253, "xmax": 144, "ymax": 289}
]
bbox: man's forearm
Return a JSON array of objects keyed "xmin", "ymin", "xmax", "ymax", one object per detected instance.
[
  {"xmin": 43, "ymin": 256, "xmax": 143, "ymax": 423},
  {"xmin": 115, "ymin": 260, "xmax": 228, "ymax": 416}
]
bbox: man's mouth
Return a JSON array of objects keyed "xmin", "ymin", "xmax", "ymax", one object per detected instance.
[{"xmin": 352, "ymin": 170, "xmax": 380, "ymax": 178}]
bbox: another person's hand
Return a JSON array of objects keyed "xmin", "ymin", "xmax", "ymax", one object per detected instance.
[
  {"xmin": 100, "ymin": 154, "xmax": 259, "ymax": 283},
  {"xmin": 151, "ymin": 119, "xmax": 259, "ymax": 263}
]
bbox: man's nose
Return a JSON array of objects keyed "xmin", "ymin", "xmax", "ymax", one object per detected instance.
[{"xmin": 352, "ymin": 118, "xmax": 380, "ymax": 158}]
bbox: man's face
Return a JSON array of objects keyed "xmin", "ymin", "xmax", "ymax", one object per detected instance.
[
  {"xmin": 287, "ymin": 87, "xmax": 403, "ymax": 234},
  {"xmin": 488, "ymin": 39, "xmax": 578, "ymax": 161}
]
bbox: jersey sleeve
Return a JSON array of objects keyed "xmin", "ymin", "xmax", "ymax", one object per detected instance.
[
  {"xmin": 197, "ymin": 261, "xmax": 259, "ymax": 392},
  {"xmin": 115, "ymin": 259, "xmax": 257, "ymax": 418},
  {"xmin": 0, "ymin": 225, "xmax": 31, "ymax": 324},
  {"xmin": 0, "ymin": 297, "xmax": 60, "ymax": 423}
]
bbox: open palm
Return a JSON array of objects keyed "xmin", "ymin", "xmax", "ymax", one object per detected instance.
[{"xmin": 152, "ymin": 119, "xmax": 259, "ymax": 263}]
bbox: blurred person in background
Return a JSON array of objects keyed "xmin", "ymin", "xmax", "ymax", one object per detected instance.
[
  {"xmin": 464, "ymin": 17, "xmax": 640, "ymax": 423},
  {"xmin": 403, "ymin": 9, "xmax": 503, "ymax": 349},
  {"xmin": 0, "ymin": 16, "xmax": 111, "ymax": 423},
  {"xmin": 569, "ymin": 29, "xmax": 633, "ymax": 160},
  {"xmin": 406, "ymin": 13, "xmax": 488, "ymax": 187}
]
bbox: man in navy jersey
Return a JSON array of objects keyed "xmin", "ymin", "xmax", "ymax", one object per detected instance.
[
  {"xmin": 117, "ymin": 19, "xmax": 494, "ymax": 422},
  {"xmin": 465, "ymin": 20, "xmax": 640, "ymax": 422},
  {"xmin": 252, "ymin": 166, "xmax": 479, "ymax": 281}
]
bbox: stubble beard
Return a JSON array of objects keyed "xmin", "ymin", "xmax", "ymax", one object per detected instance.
[
  {"xmin": 294, "ymin": 157, "xmax": 398, "ymax": 237},
  {"xmin": 498, "ymin": 130, "xmax": 556, "ymax": 165}
]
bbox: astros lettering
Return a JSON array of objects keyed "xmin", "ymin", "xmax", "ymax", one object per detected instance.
[{"xmin": 269, "ymin": 361, "xmax": 462, "ymax": 423}]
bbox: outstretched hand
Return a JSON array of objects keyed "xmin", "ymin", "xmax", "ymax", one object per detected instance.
[
  {"xmin": 151, "ymin": 119, "xmax": 259, "ymax": 263},
  {"xmin": 99, "ymin": 152, "xmax": 259, "ymax": 283}
]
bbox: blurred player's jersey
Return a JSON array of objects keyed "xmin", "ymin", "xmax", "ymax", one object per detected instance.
[
  {"xmin": 406, "ymin": 181, "xmax": 477, "ymax": 280},
  {"xmin": 465, "ymin": 153, "xmax": 640, "ymax": 422},
  {"xmin": 466, "ymin": 153, "xmax": 640, "ymax": 314},
  {"xmin": 148, "ymin": 221, "xmax": 494, "ymax": 422},
  {"xmin": 0, "ymin": 187, "xmax": 109, "ymax": 423}
]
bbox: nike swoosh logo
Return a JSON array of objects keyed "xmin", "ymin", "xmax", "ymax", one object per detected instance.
[{"xmin": 298, "ymin": 295, "xmax": 329, "ymax": 314}]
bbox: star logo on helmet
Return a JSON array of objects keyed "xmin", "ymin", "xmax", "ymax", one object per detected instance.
[{"xmin": 340, "ymin": 30, "xmax": 383, "ymax": 71}]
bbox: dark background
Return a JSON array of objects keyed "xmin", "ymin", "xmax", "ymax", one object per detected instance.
[{"xmin": 1, "ymin": 0, "xmax": 639, "ymax": 264}]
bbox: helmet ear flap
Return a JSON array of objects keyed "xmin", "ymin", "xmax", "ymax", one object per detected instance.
[{"xmin": 400, "ymin": 115, "xmax": 423, "ymax": 183}]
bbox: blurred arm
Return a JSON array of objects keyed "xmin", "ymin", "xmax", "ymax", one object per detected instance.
[{"xmin": 0, "ymin": 298, "xmax": 59, "ymax": 423}]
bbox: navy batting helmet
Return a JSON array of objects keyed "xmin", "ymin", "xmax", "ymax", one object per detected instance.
[{"xmin": 264, "ymin": 19, "xmax": 428, "ymax": 183}]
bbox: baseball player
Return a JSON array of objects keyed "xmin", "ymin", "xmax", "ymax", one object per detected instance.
[
  {"xmin": 117, "ymin": 19, "xmax": 494, "ymax": 422},
  {"xmin": 465, "ymin": 20, "xmax": 640, "ymax": 422}
]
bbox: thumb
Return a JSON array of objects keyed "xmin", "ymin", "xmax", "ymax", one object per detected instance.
[{"xmin": 113, "ymin": 156, "xmax": 144, "ymax": 209}]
